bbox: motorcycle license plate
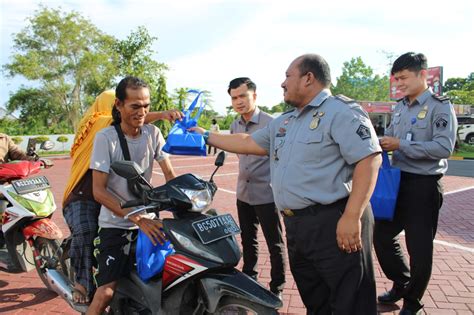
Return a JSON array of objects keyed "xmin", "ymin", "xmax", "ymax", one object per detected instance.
[
  {"xmin": 12, "ymin": 176, "xmax": 50, "ymax": 194},
  {"xmin": 192, "ymin": 214, "xmax": 241, "ymax": 244}
]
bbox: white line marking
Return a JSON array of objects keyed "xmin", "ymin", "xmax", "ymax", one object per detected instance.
[
  {"xmin": 445, "ymin": 186, "xmax": 474, "ymax": 195},
  {"xmin": 218, "ymin": 188, "xmax": 236, "ymax": 195},
  {"xmin": 433, "ymin": 240, "xmax": 474, "ymax": 253},
  {"xmin": 400, "ymin": 231, "xmax": 474, "ymax": 253}
]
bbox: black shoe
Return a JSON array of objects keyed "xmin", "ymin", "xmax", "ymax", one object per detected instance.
[
  {"xmin": 378, "ymin": 286, "xmax": 406, "ymax": 304},
  {"xmin": 271, "ymin": 289, "xmax": 283, "ymax": 301},
  {"xmin": 399, "ymin": 306, "xmax": 422, "ymax": 315}
]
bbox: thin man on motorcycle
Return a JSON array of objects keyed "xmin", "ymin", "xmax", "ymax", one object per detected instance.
[
  {"xmin": 62, "ymin": 89, "xmax": 183, "ymax": 305},
  {"xmin": 86, "ymin": 76, "xmax": 176, "ymax": 315},
  {"xmin": 0, "ymin": 133, "xmax": 45, "ymax": 248}
]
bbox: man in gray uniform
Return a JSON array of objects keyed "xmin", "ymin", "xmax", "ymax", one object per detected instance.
[
  {"xmin": 228, "ymin": 77, "xmax": 286, "ymax": 299},
  {"xmin": 191, "ymin": 54, "xmax": 382, "ymax": 315},
  {"xmin": 375, "ymin": 52, "xmax": 457, "ymax": 315}
]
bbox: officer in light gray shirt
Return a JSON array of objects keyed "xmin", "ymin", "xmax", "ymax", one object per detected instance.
[
  {"xmin": 191, "ymin": 55, "xmax": 382, "ymax": 315},
  {"xmin": 375, "ymin": 52, "xmax": 457, "ymax": 315},
  {"xmin": 228, "ymin": 77, "xmax": 285, "ymax": 298}
]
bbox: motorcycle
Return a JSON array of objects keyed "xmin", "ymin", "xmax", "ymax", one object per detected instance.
[
  {"xmin": 1, "ymin": 149, "xmax": 282, "ymax": 314},
  {"xmin": 0, "ymin": 140, "xmax": 74, "ymax": 300},
  {"xmin": 104, "ymin": 151, "xmax": 282, "ymax": 314}
]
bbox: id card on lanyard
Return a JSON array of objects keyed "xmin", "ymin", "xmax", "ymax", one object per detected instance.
[{"xmin": 406, "ymin": 117, "xmax": 416, "ymax": 141}]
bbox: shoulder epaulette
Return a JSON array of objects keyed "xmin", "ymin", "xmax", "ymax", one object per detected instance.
[
  {"xmin": 432, "ymin": 94, "xmax": 450, "ymax": 103},
  {"xmin": 335, "ymin": 94, "xmax": 355, "ymax": 104},
  {"xmin": 282, "ymin": 108, "xmax": 295, "ymax": 115}
]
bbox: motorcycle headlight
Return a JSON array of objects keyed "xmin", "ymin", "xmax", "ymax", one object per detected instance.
[{"xmin": 179, "ymin": 188, "xmax": 212, "ymax": 212}]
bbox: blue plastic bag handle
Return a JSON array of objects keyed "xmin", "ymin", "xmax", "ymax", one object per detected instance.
[
  {"xmin": 381, "ymin": 151, "xmax": 391, "ymax": 169},
  {"xmin": 185, "ymin": 90, "xmax": 205, "ymax": 122}
]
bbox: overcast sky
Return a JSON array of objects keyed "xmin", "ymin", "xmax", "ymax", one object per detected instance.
[{"xmin": 1, "ymin": 0, "xmax": 473, "ymax": 114}]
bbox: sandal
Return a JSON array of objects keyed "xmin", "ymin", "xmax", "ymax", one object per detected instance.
[{"xmin": 71, "ymin": 284, "xmax": 90, "ymax": 305}]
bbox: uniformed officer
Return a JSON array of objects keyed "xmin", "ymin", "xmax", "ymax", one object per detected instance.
[
  {"xmin": 375, "ymin": 52, "xmax": 457, "ymax": 315},
  {"xmin": 191, "ymin": 54, "xmax": 382, "ymax": 315}
]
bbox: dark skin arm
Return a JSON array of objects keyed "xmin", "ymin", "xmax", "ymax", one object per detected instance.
[
  {"xmin": 336, "ymin": 153, "xmax": 381, "ymax": 253},
  {"xmin": 189, "ymin": 126, "xmax": 267, "ymax": 155},
  {"xmin": 92, "ymin": 170, "xmax": 165, "ymax": 245},
  {"xmin": 145, "ymin": 109, "xmax": 184, "ymax": 124}
]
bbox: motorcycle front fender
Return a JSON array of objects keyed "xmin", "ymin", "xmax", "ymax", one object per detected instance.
[
  {"xmin": 22, "ymin": 218, "xmax": 63, "ymax": 240},
  {"xmin": 199, "ymin": 269, "xmax": 282, "ymax": 313}
]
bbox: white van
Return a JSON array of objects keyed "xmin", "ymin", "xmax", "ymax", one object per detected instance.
[{"xmin": 457, "ymin": 116, "xmax": 474, "ymax": 145}]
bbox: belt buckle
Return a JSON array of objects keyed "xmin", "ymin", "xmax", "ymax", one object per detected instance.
[{"xmin": 283, "ymin": 208, "xmax": 294, "ymax": 217}]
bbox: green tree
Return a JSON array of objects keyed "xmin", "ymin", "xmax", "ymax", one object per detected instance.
[
  {"xmin": 331, "ymin": 57, "xmax": 390, "ymax": 101},
  {"xmin": 172, "ymin": 87, "xmax": 190, "ymax": 111},
  {"xmin": 152, "ymin": 75, "xmax": 175, "ymax": 138},
  {"xmin": 114, "ymin": 26, "xmax": 167, "ymax": 90},
  {"xmin": 3, "ymin": 6, "xmax": 117, "ymax": 131},
  {"xmin": 6, "ymin": 87, "xmax": 71, "ymax": 134},
  {"xmin": 445, "ymin": 73, "xmax": 474, "ymax": 105},
  {"xmin": 444, "ymin": 77, "xmax": 467, "ymax": 93},
  {"xmin": 270, "ymin": 101, "xmax": 291, "ymax": 113}
]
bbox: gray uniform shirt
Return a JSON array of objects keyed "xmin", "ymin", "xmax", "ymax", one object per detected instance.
[
  {"xmin": 386, "ymin": 89, "xmax": 457, "ymax": 175},
  {"xmin": 252, "ymin": 89, "xmax": 381, "ymax": 210},
  {"xmin": 90, "ymin": 124, "xmax": 167, "ymax": 229},
  {"xmin": 230, "ymin": 107, "xmax": 274, "ymax": 205}
]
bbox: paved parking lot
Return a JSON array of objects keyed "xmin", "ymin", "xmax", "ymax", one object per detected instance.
[{"xmin": 1, "ymin": 154, "xmax": 473, "ymax": 314}]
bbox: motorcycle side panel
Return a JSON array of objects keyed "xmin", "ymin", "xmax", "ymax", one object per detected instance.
[
  {"xmin": 22, "ymin": 218, "xmax": 63, "ymax": 239},
  {"xmin": 200, "ymin": 270, "xmax": 283, "ymax": 312}
]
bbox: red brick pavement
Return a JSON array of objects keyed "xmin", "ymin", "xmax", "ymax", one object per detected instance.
[{"xmin": 1, "ymin": 155, "xmax": 473, "ymax": 314}]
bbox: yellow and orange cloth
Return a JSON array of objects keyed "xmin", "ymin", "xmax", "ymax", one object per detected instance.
[{"xmin": 62, "ymin": 90, "xmax": 115, "ymax": 206}]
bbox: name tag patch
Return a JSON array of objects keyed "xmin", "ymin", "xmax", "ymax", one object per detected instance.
[{"xmin": 356, "ymin": 125, "xmax": 371, "ymax": 140}]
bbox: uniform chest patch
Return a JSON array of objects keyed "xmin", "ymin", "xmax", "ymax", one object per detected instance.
[
  {"xmin": 356, "ymin": 125, "xmax": 371, "ymax": 140},
  {"xmin": 434, "ymin": 117, "xmax": 448, "ymax": 129}
]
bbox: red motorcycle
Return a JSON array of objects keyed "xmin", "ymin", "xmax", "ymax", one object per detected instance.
[{"xmin": 0, "ymin": 141, "xmax": 75, "ymax": 309}]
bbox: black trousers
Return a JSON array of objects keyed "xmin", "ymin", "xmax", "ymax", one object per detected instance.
[
  {"xmin": 236, "ymin": 200, "xmax": 286, "ymax": 292},
  {"xmin": 207, "ymin": 145, "xmax": 217, "ymax": 155},
  {"xmin": 374, "ymin": 172, "xmax": 443, "ymax": 311},
  {"xmin": 284, "ymin": 201, "xmax": 377, "ymax": 315}
]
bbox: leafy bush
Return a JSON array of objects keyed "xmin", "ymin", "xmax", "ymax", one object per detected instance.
[
  {"xmin": 56, "ymin": 135, "xmax": 69, "ymax": 151},
  {"xmin": 34, "ymin": 136, "xmax": 50, "ymax": 143},
  {"xmin": 11, "ymin": 136, "xmax": 23, "ymax": 144}
]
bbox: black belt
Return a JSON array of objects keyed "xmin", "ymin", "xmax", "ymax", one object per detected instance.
[
  {"xmin": 401, "ymin": 171, "xmax": 442, "ymax": 181},
  {"xmin": 281, "ymin": 197, "xmax": 348, "ymax": 217}
]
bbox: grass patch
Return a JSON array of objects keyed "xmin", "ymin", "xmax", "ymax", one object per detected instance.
[
  {"xmin": 38, "ymin": 150, "xmax": 70, "ymax": 156},
  {"xmin": 453, "ymin": 143, "xmax": 474, "ymax": 159}
]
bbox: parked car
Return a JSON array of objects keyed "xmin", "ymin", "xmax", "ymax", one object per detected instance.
[{"xmin": 457, "ymin": 116, "xmax": 474, "ymax": 145}]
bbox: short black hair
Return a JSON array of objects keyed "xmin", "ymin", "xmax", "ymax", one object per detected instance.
[
  {"xmin": 391, "ymin": 52, "xmax": 428, "ymax": 75},
  {"xmin": 297, "ymin": 54, "xmax": 331, "ymax": 87},
  {"xmin": 227, "ymin": 77, "xmax": 256, "ymax": 95},
  {"xmin": 112, "ymin": 76, "xmax": 149, "ymax": 124}
]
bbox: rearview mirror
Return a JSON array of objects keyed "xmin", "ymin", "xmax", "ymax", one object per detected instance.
[
  {"xmin": 41, "ymin": 140, "xmax": 55, "ymax": 151},
  {"xmin": 111, "ymin": 161, "xmax": 144, "ymax": 179},
  {"xmin": 214, "ymin": 151, "xmax": 226, "ymax": 167}
]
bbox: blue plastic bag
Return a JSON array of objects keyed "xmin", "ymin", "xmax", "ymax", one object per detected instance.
[
  {"xmin": 370, "ymin": 151, "xmax": 401, "ymax": 221},
  {"xmin": 136, "ymin": 230, "xmax": 175, "ymax": 282},
  {"xmin": 163, "ymin": 90, "xmax": 207, "ymax": 156}
]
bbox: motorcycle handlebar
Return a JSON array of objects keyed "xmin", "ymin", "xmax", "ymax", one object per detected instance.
[{"xmin": 121, "ymin": 199, "xmax": 144, "ymax": 208}]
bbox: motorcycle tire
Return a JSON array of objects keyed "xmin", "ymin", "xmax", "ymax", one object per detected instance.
[
  {"xmin": 212, "ymin": 296, "xmax": 278, "ymax": 315},
  {"xmin": 33, "ymin": 237, "xmax": 70, "ymax": 293}
]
